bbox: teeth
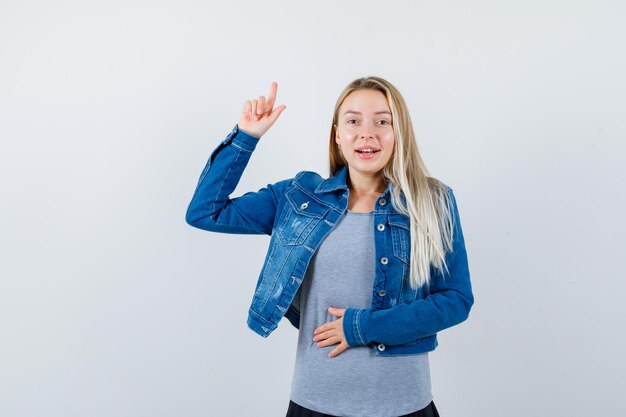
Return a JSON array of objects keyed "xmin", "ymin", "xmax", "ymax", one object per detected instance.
[{"xmin": 357, "ymin": 149, "xmax": 377, "ymax": 153}]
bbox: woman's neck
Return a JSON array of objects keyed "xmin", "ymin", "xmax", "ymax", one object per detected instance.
[{"xmin": 347, "ymin": 169, "xmax": 387, "ymax": 196}]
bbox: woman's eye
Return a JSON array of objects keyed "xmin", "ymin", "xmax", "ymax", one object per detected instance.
[
  {"xmin": 379, "ymin": 120, "xmax": 390, "ymax": 125},
  {"xmin": 347, "ymin": 119, "xmax": 357, "ymax": 124}
]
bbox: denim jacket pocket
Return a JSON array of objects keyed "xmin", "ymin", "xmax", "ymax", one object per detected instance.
[
  {"xmin": 275, "ymin": 187, "xmax": 331, "ymax": 245},
  {"xmin": 388, "ymin": 214, "xmax": 410, "ymax": 264}
]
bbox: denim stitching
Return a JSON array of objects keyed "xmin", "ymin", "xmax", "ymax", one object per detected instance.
[
  {"xmin": 259, "ymin": 244, "xmax": 296, "ymax": 311},
  {"xmin": 213, "ymin": 147, "xmax": 239, "ymax": 215},
  {"xmin": 292, "ymin": 183, "xmax": 333, "ymax": 212},
  {"xmin": 231, "ymin": 139, "xmax": 253, "ymax": 152},
  {"xmin": 354, "ymin": 308, "xmax": 365, "ymax": 345}
]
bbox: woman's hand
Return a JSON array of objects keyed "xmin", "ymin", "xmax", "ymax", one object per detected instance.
[
  {"xmin": 313, "ymin": 307, "xmax": 350, "ymax": 358},
  {"xmin": 237, "ymin": 81, "xmax": 287, "ymax": 139}
]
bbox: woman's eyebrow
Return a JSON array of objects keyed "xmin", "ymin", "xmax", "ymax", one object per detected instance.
[{"xmin": 342, "ymin": 110, "xmax": 392, "ymax": 115}]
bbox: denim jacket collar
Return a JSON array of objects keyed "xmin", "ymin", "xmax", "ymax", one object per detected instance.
[
  {"xmin": 315, "ymin": 164, "xmax": 395, "ymax": 197},
  {"xmin": 315, "ymin": 165, "xmax": 350, "ymax": 193}
]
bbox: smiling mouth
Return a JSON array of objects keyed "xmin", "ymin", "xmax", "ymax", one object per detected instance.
[{"xmin": 355, "ymin": 149, "xmax": 380, "ymax": 154}]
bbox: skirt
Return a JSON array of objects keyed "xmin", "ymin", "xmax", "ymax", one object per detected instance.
[{"xmin": 285, "ymin": 399, "xmax": 441, "ymax": 417}]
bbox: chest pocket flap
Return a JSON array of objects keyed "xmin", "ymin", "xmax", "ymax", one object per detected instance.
[
  {"xmin": 388, "ymin": 213, "xmax": 410, "ymax": 263},
  {"xmin": 286, "ymin": 188, "xmax": 330, "ymax": 218},
  {"xmin": 276, "ymin": 188, "xmax": 330, "ymax": 245}
]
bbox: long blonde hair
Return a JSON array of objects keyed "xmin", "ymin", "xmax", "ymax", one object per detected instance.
[{"xmin": 329, "ymin": 76, "xmax": 455, "ymax": 289}]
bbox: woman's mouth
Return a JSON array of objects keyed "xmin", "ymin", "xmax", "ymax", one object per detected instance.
[{"xmin": 355, "ymin": 148, "xmax": 380, "ymax": 159}]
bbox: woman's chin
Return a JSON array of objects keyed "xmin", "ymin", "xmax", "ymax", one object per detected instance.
[{"xmin": 347, "ymin": 162, "xmax": 385, "ymax": 177}]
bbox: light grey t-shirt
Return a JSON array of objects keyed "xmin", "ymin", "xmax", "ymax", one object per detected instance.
[{"xmin": 290, "ymin": 210, "xmax": 432, "ymax": 417}]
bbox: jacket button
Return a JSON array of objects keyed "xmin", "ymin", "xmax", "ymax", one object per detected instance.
[
  {"xmin": 379, "ymin": 198, "xmax": 387, "ymax": 206},
  {"xmin": 376, "ymin": 223, "xmax": 385, "ymax": 231},
  {"xmin": 378, "ymin": 290, "xmax": 386, "ymax": 297},
  {"xmin": 380, "ymin": 257, "xmax": 388, "ymax": 265},
  {"xmin": 300, "ymin": 202, "xmax": 309, "ymax": 210},
  {"xmin": 377, "ymin": 343, "xmax": 386, "ymax": 351}
]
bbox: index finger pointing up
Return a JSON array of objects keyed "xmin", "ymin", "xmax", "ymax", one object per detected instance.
[{"xmin": 266, "ymin": 81, "xmax": 278, "ymax": 111}]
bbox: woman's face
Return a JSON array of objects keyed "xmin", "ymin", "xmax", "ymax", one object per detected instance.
[{"xmin": 335, "ymin": 88, "xmax": 395, "ymax": 179}]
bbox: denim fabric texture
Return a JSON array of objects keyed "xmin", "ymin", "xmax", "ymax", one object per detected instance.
[{"xmin": 185, "ymin": 124, "xmax": 474, "ymax": 356}]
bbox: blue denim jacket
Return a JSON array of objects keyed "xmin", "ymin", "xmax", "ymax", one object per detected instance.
[{"xmin": 186, "ymin": 124, "xmax": 474, "ymax": 356}]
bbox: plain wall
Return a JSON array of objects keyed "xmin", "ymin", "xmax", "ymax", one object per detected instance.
[{"xmin": 1, "ymin": 0, "xmax": 625, "ymax": 416}]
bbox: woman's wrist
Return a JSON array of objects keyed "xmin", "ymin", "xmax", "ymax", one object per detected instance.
[{"xmin": 237, "ymin": 124, "xmax": 261, "ymax": 139}]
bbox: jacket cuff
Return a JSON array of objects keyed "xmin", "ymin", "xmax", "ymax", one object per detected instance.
[
  {"xmin": 223, "ymin": 124, "xmax": 260, "ymax": 152},
  {"xmin": 342, "ymin": 307, "xmax": 367, "ymax": 347}
]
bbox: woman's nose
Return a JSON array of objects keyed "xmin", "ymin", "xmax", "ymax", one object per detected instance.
[{"xmin": 359, "ymin": 124, "xmax": 375, "ymax": 138}]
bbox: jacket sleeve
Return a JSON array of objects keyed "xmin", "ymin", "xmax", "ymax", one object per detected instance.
[
  {"xmin": 185, "ymin": 124, "xmax": 293, "ymax": 235},
  {"xmin": 342, "ymin": 187, "xmax": 474, "ymax": 347}
]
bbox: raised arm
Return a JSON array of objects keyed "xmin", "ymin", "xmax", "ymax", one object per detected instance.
[{"xmin": 185, "ymin": 82, "xmax": 289, "ymax": 235}]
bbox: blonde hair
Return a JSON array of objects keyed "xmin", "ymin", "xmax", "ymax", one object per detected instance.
[{"xmin": 329, "ymin": 76, "xmax": 455, "ymax": 289}]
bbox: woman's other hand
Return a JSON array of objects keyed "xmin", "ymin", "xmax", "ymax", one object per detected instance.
[
  {"xmin": 313, "ymin": 307, "xmax": 350, "ymax": 358},
  {"xmin": 237, "ymin": 81, "xmax": 287, "ymax": 138}
]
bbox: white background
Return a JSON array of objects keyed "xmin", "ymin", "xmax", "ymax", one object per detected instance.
[{"xmin": 1, "ymin": 1, "xmax": 625, "ymax": 416}]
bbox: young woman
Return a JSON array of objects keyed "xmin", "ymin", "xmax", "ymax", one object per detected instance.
[{"xmin": 186, "ymin": 77, "xmax": 473, "ymax": 417}]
